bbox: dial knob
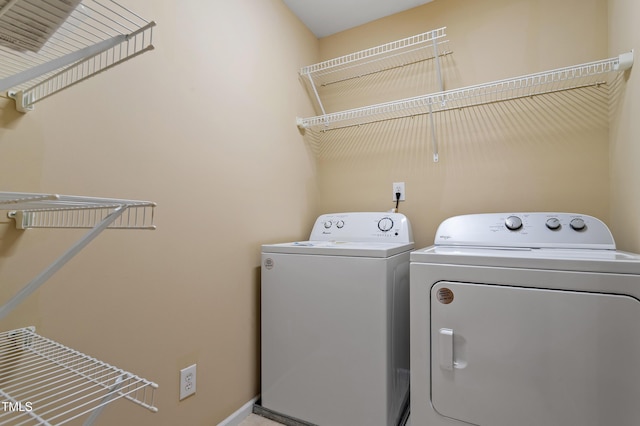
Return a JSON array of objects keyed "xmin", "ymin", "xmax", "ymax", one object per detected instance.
[
  {"xmin": 378, "ymin": 217, "xmax": 394, "ymax": 232},
  {"xmin": 546, "ymin": 217, "xmax": 561, "ymax": 230},
  {"xmin": 505, "ymin": 215, "xmax": 523, "ymax": 231},
  {"xmin": 323, "ymin": 221, "xmax": 332, "ymax": 229},
  {"xmin": 336, "ymin": 220, "xmax": 345, "ymax": 229},
  {"xmin": 570, "ymin": 217, "xmax": 586, "ymax": 231}
]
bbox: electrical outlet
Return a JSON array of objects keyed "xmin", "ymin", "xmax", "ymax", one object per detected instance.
[
  {"xmin": 393, "ymin": 182, "xmax": 405, "ymax": 201},
  {"xmin": 180, "ymin": 364, "xmax": 197, "ymax": 400}
]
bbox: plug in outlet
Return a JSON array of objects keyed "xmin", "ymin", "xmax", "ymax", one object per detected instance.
[
  {"xmin": 180, "ymin": 364, "xmax": 197, "ymax": 400},
  {"xmin": 392, "ymin": 182, "xmax": 406, "ymax": 202}
]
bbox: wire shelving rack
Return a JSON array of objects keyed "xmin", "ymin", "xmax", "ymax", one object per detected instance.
[
  {"xmin": 0, "ymin": 192, "xmax": 158, "ymax": 425},
  {"xmin": 297, "ymin": 51, "xmax": 634, "ymax": 161},
  {"xmin": 0, "ymin": 0, "xmax": 155, "ymax": 112},
  {"xmin": 0, "ymin": 327, "xmax": 158, "ymax": 425},
  {"xmin": 0, "ymin": 2, "xmax": 159, "ymax": 421},
  {"xmin": 299, "ymin": 27, "xmax": 450, "ymax": 117}
]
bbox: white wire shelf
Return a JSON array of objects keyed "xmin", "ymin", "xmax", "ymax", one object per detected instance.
[
  {"xmin": 300, "ymin": 27, "xmax": 448, "ymax": 87},
  {"xmin": 300, "ymin": 27, "xmax": 449, "ymax": 116},
  {"xmin": 0, "ymin": 191, "xmax": 156, "ymax": 321},
  {"xmin": 0, "ymin": 327, "xmax": 158, "ymax": 425},
  {"xmin": 297, "ymin": 51, "xmax": 634, "ymax": 134},
  {"xmin": 0, "ymin": 192, "xmax": 156, "ymax": 230},
  {"xmin": 0, "ymin": 0, "xmax": 155, "ymax": 112}
]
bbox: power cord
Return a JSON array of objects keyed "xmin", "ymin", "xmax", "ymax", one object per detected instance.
[{"xmin": 395, "ymin": 191, "xmax": 401, "ymax": 211}]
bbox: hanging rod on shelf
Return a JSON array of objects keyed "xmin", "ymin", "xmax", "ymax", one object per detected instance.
[
  {"xmin": 0, "ymin": 191, "xmax": 156, "ymax": 321},
  {"xmin": 0, "ymin": 327, "xmax": 158, "ymax": 425},
  {"xmin": 297, "ymin": 51, "xmax": 634, "ymax": 161},
  {"xmin": 0, "ymin": 0, "xmax": 155, "ymax": 112}
]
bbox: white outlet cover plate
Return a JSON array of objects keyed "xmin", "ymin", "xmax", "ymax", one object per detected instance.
[
  {"xmin": 393, "ymin": 182, "xmax": 406, "ymax": 201},
  {"xmin": 180, "ymin": 364, "xmax": 197, "ymax": 400}
]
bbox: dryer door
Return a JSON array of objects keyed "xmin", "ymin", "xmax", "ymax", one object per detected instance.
[{"xmin": 431, "ymin": 281, "xmax": 640, "ymax": 426}]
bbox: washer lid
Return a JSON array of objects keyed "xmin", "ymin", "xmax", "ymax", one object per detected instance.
[{"xmin": 262, "ymin": 241, "xmax": 414, "ymax": 258}]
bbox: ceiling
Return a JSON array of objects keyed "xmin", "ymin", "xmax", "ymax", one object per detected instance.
[{"xmin": 282, "ymin": 0, "xmax": 434, "ymax": 38}]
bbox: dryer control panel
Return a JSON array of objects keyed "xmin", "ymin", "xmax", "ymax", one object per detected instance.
[
  {"xmin": 309, "ymin": 212, "xmax": 413, "ymax": 243},
  {"xmin": 434, "ymin": 212, "xmax": 615, "ymax": 249}
]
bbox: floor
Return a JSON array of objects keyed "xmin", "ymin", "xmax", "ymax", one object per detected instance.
[
  {"xmin": 239, "ymin": 414, "xmax": 284, "ymax": 425},
  {"xmin": 239, "ymin": 414, "xmax": 411, "ymax": 426},
  {"xmin": 239, "ymin": 413, "xmax": 411, "ymax": 426}
]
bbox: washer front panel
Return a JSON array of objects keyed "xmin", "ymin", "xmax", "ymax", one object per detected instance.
[{"xmin": 262, "ymin": 251, "xmax": 410, "ymax": 426}]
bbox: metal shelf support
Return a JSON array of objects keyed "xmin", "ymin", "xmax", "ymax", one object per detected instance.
[{"xmin": 1, "ymin": 205, "xmax": 125, "ymax": 321}]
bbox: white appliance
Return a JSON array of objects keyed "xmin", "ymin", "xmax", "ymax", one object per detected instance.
[
  {"xmin": 261, "ymin": 212, "xmax": 414, "ymax": 426},
  {"xmin": 410, "ymin": 212, "xmax": 640, "ymax": 426}
]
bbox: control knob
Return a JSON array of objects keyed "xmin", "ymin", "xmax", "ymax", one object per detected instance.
[
  {"xmin": 546, "ymin": 217, "xmax": 561, "ymax": 230},
  {"xmin": 323, "ymin": 221, "xmax": 332, "ymax": 229},
  {"xmin": 378, "ymin": 217, "xmax": 394, "ymax": 232},
  {"xmin": 570, "ymin": 217, "xmax": 586, "ymax": 231},
  {"xmin": 505, "ymin": 215, "xmax": 523, "ymax": 231},
  {"xmin": 336, "ymin": 220, "xmax": 345, "ymax": 229}
]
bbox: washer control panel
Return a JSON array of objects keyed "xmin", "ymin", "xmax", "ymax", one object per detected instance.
[
  {"xmin": 310, "ymin": 212, "xmax": 413, "ymax": 243},
  {"xmin": 435, "ymin": 212, "xmax": 615, "ymax": 249}
]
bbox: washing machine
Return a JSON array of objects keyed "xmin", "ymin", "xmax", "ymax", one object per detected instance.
[
  {"xmin": 261, "ymin": 212, "xmax": 414, "ymax": 426},
  {"xmin": 410, "ymin": 212, "xmax": 640, "ymax": 426}
]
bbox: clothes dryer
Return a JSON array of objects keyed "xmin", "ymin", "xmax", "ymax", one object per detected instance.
[
  {"xmin": 261, "ymin": 212, "xmax": 414, "ymax": 426},
  {"xmin": 410, "ymin": 212, "xmax": 640, "ymax": 426}
]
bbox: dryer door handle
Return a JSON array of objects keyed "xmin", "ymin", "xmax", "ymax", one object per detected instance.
[{"xmin": 439, "ymin": 328, "xmax": 454, "ymax": 371}]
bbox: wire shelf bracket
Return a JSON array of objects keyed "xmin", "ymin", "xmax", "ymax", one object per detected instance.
[
  {"xmin": 297, "ymin": 50, "xmax": 634, "ymax": 162},
  {"xmin": 0, "ymin": 327, "xmax": 158, "ymax": 425},
  {"xmin": 0, "ymin": 0, "xmax": 155, "ymax": 112},
  {"xmin": 0, "ymin": 192, "xmax": 156, "ymax": 321}
]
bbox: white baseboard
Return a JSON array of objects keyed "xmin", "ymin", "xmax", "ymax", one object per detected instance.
[{"xmin": 217, "ymin": 396, "xmax": 260, "ymax": 426}]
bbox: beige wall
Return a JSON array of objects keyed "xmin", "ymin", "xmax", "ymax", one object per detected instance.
[
  {"xmin": 0, "ymin": 1, "xmax": 318, "ymax": 425},
  {"xmin": 314, "ymin": 0, "xmax": 610, "ymax": 249},
  {"xmin": 609, "ymin": 0, "xmax": 640, "ymax": 252}
]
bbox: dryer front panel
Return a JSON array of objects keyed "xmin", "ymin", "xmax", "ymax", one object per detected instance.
[{"xmin": 430, "ymin": 281, "xmax": 640, "ymax": 426}]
